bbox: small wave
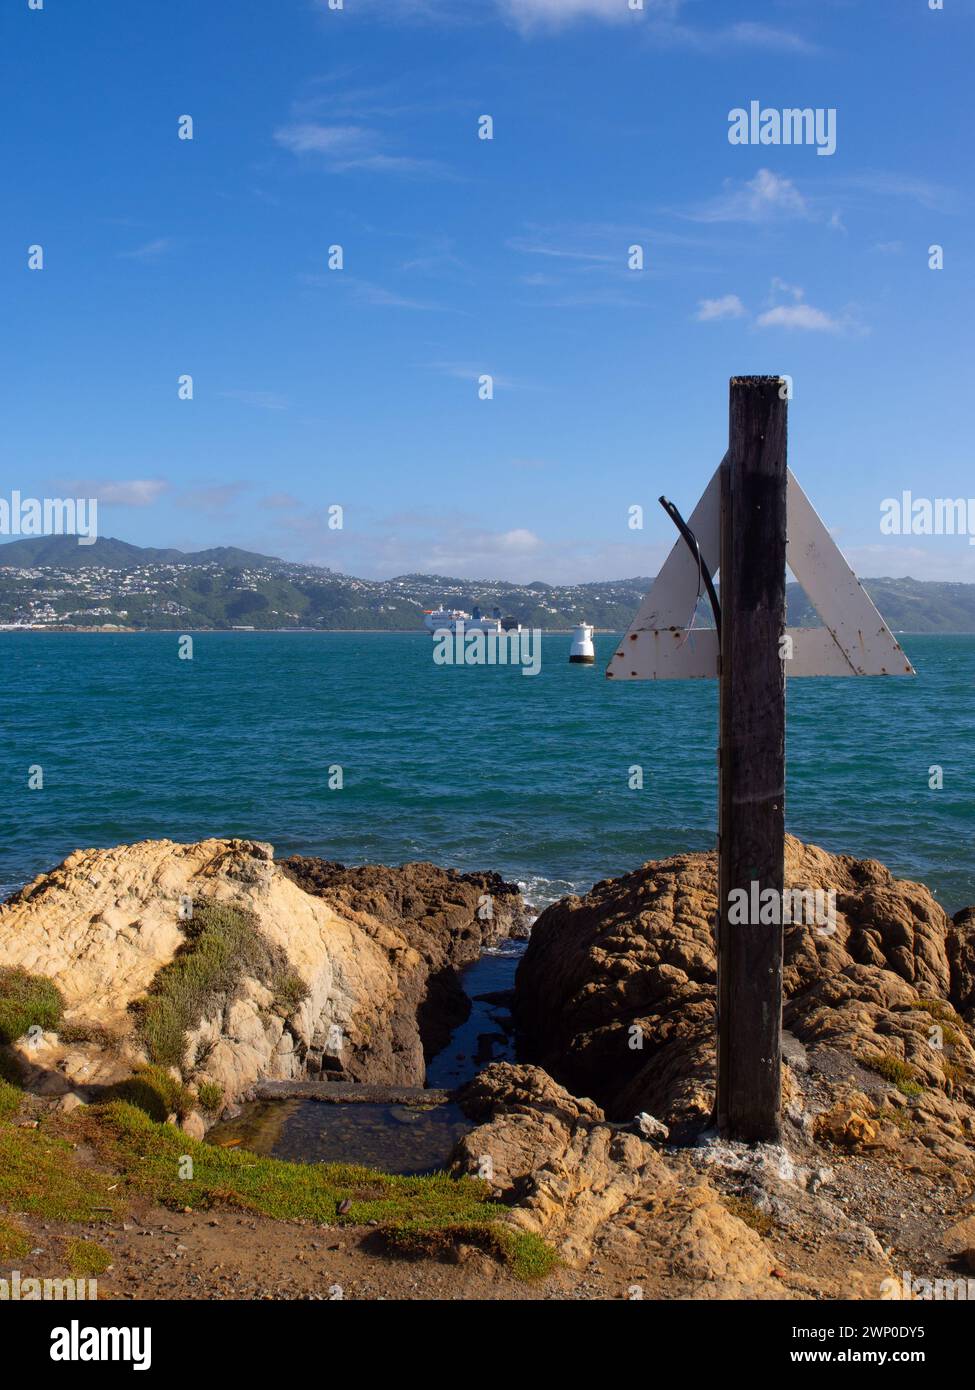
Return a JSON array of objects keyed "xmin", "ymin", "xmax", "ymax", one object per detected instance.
[
  {"xmin": 482, "ymin": 940, "xmax": 528, "ymax": 958},
  {"xmin": 517, "ymin": 873, "xmax": 589, "ymax": 913}
]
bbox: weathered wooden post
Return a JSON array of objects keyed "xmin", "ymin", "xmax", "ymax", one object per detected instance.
[
  {"xmin": 606, "ymin": 376, "xmax": 914, "ymax": 1146},
  {"xmin": 716, "ymin": 377, "xmax": 788, "ymax": 1143}
]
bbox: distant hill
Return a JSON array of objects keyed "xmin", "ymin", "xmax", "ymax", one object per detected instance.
[
  {"xmin": 0, "ymin": 535, "xmax": 289, "ymax": 572},
  {"xmin": 784, "ymin": 578, "xmax": 975, "ymax": 634},
  {"xmin": 1, "ymin": 534, "xmax": 974, "ymax": 632}
]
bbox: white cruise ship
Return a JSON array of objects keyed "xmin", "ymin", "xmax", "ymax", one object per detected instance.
[{"xmin": 422, "ymin": 605, "xmax": 521, "ymax": 635}]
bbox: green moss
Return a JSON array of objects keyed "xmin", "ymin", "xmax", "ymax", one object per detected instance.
[
  {"xmin": 0, "ymin": 1079, "xmax": 556, "ymax": 1281},
  {"xmin": 865, "ymin": 1052, "xmax": 924, "ymax": 1097},
  {"xmin": 73, "ymin": 1101, "xmax": 555, "ymax": 1278},
  {"xmin": 941, "ymin": 1058, "xmax": 966, "ymax": 1086},
  {"xmin": 0, "ymin": 1077, "xmax": 23, "ymax": 1121},
  {"xmin": 499, "ymin": 1229, "xmax": 561, "ymax": 1282},
  {"xmin": 0, "ymin": 967, "xmax": 63, "ymax": 1044},
  {"xmin": 271, "ymin": 969, "xmax": 309, "ymax": 1018},
  {"xmin": 58, "ymin": 1020, "xmax": 119, "ymax": 1048},
  {"xmin": 0, "ymin": 1115, "xmax": 123, "ymax": 1222},
  {"xmin": 381, "ymin": 1220, "xmax": 559, "ymax": 1281},
  {"xmin": 0, "ymin": 1215, "xmax": 30, "ymax": 1261},
  {"xmin": 133, "ymin": 900, "xmax": 306, "ymax": 1073},
  {"xmin": 878, "ymin": 1106, "xmax": 915, "ymax": 1133},
  {"xmin": 196, "ymin": 1081, "xmax": 224, "ymax": 1113},
  {"xmin": 721, "ymin": 1194, "xmax": 775, "ymax": 1236},
  {"xmin": 65, "ymin": 1237, "xmax": 112, "ymax": 1277},
  {"xmin": 104, "ymin": 1065, "xmax": 194, "ymax": 1122},
  {"xmin": 916, "ymin": 998, "xmax": 963, "ymax": 1025}
]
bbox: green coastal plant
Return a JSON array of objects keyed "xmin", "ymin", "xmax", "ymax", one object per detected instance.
[
  {"xmin": 0, "ymin": 1101, "xmax": 124, "ymax": 1223},
  {"xmin": 0, "ymin": 1216, "xmax": 30, "ymax": 1262},
  {"xmin": 915, "ymin": 997, "xmax": 963, "ymax": 1024},
  {"xmin": 132, "ymin": 900, "xmax": 308, "ymax": 1073},
  {"xmin": 0, "ymin": 967, "xmax": 64, "ymax": 1044},
  {"xmin": 0, "ymin": 1078, "xmax": 21, "ymax": 1121},
  {"xmin": 65, "ymin": 1237, "xmax": 112, "ymax": 1277},
  {"xmin": 380, "ymin": 1219, "xmax": 558, "ymax": 1281},
  {"xmin": 915, "ymin": 998, "xmax": 965, "ymax": 1047},
  {"xmin": 104, "ymin": 1065, "xmax": 194, "ymax": 1122},
  {"xmin": 864, "ymin": 1052, "xmax": 924, "ymax": 1097},
  {"xmin": 58, "ymin": 1020, "xmax": 120, "ymax": 1049},
  {"xmin": 196, "ymin": 1080, "xmax": 224, "ymax": 1113},
  {"xmin": 71, "ymin": 1100, "xmax": 555, "ymax": 1280},
  {"xmin": 271, "ymin": 970, "xmax": 309, "ymax": 1018},
  {"xmin": 0, "ymin": 1073, "xmax": 554, "ymax": 1282},
  {"xmin": 720, "ymin": 1194, "xmax": 775, "ymax": 1236}
]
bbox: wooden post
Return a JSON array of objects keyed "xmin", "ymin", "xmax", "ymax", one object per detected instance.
[{"xmin": 716, "ymin": 376, "xmax": 788, "ymax": 1143}]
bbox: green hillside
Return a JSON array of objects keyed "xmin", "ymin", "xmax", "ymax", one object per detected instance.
[{"xmin": 2, "ymin": 536, "xmax": 974, "ymax": 632}]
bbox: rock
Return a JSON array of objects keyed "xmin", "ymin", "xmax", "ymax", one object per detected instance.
[
  {"xmin": 0, "ymin": 838, "xmax": 530, "ymax": 1119},
  {"xmin": 943, "ymin": 1214, "xmax": 975, "ymax": 1256},
  {"xmin": 278, "ymin": 856, "xmax": 531, "ymax": 1064},
  {"xmin": 671, "ymin": 1186, "xmax": 771, "ymax": 1289},
  {"xmin": 814, "ymin": 1100, "xmax": 879, "ymax": 1148},
  {"xmin": 948, "ymin": 908, "xmax": 975, "ymax": 1021},
  {"xmin": 180, "ymin": 1110, "xmax": 207, "ymax": 1141},
  {"xmin": 515, "ymin": 835, "xmax": 975, "ymax": 1174},
  {"xmin": 635, "ymin": 1112, "xmax": 670, "ymax": 1142},
  {"xmin": 453, "ymin": 1062, "xmax": 670, "ymax": 1267}
]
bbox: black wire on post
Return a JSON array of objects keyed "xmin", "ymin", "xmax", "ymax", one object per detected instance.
[{"xmin": 658, "ymin": 495, "xmax": 722, "ymax": 641}]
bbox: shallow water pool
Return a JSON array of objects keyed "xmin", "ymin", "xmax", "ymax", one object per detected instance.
[{"xmin": 207, "ymin": 1097, "xmax": 471, "ymax": 1176}]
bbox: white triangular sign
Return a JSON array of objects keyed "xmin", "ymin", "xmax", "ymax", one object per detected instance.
[{"xmin": 606, "ymin": 463, "xmax": 915, "ymax": 680}]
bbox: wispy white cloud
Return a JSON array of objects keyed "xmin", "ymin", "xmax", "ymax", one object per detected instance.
[
  {"xmin": 506, "ymin": 223, "xmax": 713, "ymax": 308},
  {"xmin": 300, "ymin": 272, "xmax": 449, "ymax": 312},
  {"xmin": 692, "ymin": 281, "xmax": 864, "ymax": 335},
  {"xmin": 274, "ymin": 120, "xmax": 449, "ymax": 178},
  {"xmin": 351, "ymin": 280, "xmax": 446, "ymax": 310},
  {"xmin": 756, "ymin": 301, "xmax": 843, "ymax": 332},
  {"xmin": 319, "ymin": 0, "xmax": 817, "ymax": 52},
  {"xmin": 721, "ymin": 20, "xmax": 819, "ymax": 53},
  {"xmin": 755, "ymin": 281, "xmax": 862, "ymax": 335},
  {"xmin": 837, "ymin": 171, "xmax": 958, "ymax": 213},
  {"xmin": 685, "ymin": 169, "xmax": 809, "ymax": 224},
  {"xmin": 426, "ymin": 361, "xmax": 524, "ymax": 389},
  {"xmin": 274, "ymin": 123, "xmax": 369, "ymax": 155},
  {"xmin": 117, "ymin": 238, "xmax": 171, "ymax": 261},
  {"xmin": 506, "ymin": 236, "xmax": 617, "ymax": 263},
  {"xmin": 695, "ymin": 294, "xmax": 746, "ymax": 322},
  {"xmin": 682, "ymin": 167, "xmax": 955, "ymax": 233},
  {"xmin": 324, "ymin": 526, "xmax": 670, "ymax": 584},
  {"xmin": 496, "ymin": 0, "xmax": 666, "ymax": 33},
  {"xmin": 60, "ymin": 479, "xmax": 168, "ymax": 506}
]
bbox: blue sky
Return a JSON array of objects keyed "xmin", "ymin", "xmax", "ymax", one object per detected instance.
[{"xmin": 3, "ymin": 0, "xmax": 973, "ymax": 582}]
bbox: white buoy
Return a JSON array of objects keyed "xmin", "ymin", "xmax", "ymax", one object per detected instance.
[{"xmin": 569, "ymin": 622, "xmax": 595, "ymax": 664}]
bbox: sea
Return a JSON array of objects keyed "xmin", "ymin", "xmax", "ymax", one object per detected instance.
[{"xmin": 2, "ymin": 631, "xmax": 973, "ymax": 915}]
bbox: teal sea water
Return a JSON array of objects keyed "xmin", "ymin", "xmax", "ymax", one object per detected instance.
[{"xmin": 2, "ymin": 632, "xmax": 973, "ymax": 913}]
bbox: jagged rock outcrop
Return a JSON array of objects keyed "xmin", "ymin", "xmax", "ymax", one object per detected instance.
[
  {"xmin": 516, "ymin": 836, "xmax": 975, "ymax": 1175},
  {"xmin": 453, "ymin": 1062, "xmax": 897, "ymax": 1296},
  {"xmin": 279, "ymin": 856, "xmax": 530, "ymax": 1063},
  {"xmin": 949, "ymin": 908, "xmax": 975, "ymax": 1022},
  {"xmin": 454, "ymin": 1062, "xmax": 670, "ymax": 1267},
  {"xmin": 0, "ymin": 839, "xmax": 529, "ymax": 1114}
]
